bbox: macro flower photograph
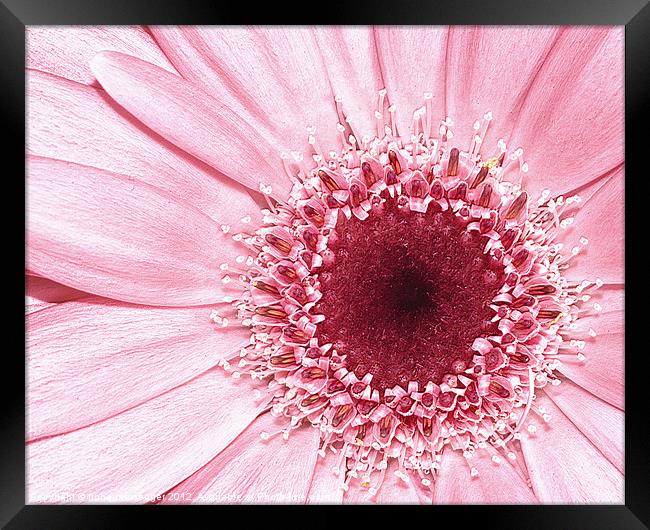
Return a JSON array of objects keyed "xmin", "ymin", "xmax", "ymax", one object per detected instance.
[{"xmin": 25, "ymin": 25, "xmax": 624, "ymax": 505}]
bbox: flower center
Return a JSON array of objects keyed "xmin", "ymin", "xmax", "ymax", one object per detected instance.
[
  {"xmin": 214, "ymin": 96, "xmax": 603, "ymax": 496},
  {"xmin": 317, "ymin": 206, "xmax": 504, "ymax": 390}
]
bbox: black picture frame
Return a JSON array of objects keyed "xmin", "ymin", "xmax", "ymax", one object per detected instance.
[{"xmin": 4, "ymin": 1, "xmax": 647, "ymax": 527}]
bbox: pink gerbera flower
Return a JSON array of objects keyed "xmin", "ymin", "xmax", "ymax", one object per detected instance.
[{"xmin": 26, "ymin": 26, "xmax": 624, "ymax": 504}]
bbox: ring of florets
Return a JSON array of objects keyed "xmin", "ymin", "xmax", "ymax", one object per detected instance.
[{"xmin": 212, "ymin": 109, "xmax": 601, "ymax": 492}]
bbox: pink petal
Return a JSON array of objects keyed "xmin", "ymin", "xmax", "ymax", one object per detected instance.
[
  {"xmin": 445, "ymin": 27, "xmax": 560, "ymax": 152},
  {"xmin": 160, "ymin": 412, "xmax": 320, "ymax": 504},
  {"xmin": 374, "ymin": 27, "xmax": 448, "ymax": 138},
  {"xmin": 343, "ymin": 460, "xmax": 430, "ymax": 504},
  {"xmin": 27, "ymin": 298, "xmax": 251, "ymax": 440},
  {"xmin": 26, "ymin": 301, "xmax": 54, "ymax": 316},
  {"xmin": 543, "ymin": 379, "xmax": 623, "ymax": 474},
  {"xmin": 26, "ymin": 274, "xmax": 87, "ymax": 314},
  {"xmin": 27, "ymin": 156, "xmax": 245, "ymax": 306},
  {"xmin": 27, "ymin": 368, "xmax": 268, "ymax": 503},
  {"xmin": 341, "ymin": 476, "xmax": 372, "ymax": 504},
  {"xmin": 434, "ymin": 445, "xmax": 537, "ymax": 503},
  {"xmin": 562, "ymin": 168, "xmax": 624, "ymax": 284},
  {"xmin": 27, "ymin": 26, "xmax": 176, "ymax": 85},
  {"xmin": 306, "ymin": 449, "xmax": 345, "ymax": 504},
  {"xmin": 507, "ymin": 27, "xmax": 623, "ymax": 199},
  {"xmin": 27, "ymin": 69, "xmax": 261, "ymax": 227},
  {"xmin": 312, "ymin": 27, "xmax": 384, "ymax": 141},
  {"xmin": 519, "ymin": 392, "xmax": 623, "ymax": 503},
  {"xmin": 373, "ymin": 461, "xmax": 431, "ymax": 504},
  {"xmin": 149, "ymin": 27, "xmax": 342, "ymax": 157},
  {"xmin": 556, "ymin": 286, "xmax": 624, "ymax": 410},
  {"xmin": 89, "ymin": 51, "xmax": 292, "ymax": 199}
]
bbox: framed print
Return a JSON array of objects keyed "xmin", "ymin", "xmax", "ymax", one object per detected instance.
[{"xmin": 4, "ymin": 0, "xmax": 647, "ymax": 526}]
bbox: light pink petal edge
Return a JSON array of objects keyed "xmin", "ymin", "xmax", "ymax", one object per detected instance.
[
  {"xmin": 160, "ymin": 411, "xmax": 320, "ymax": 504},
  {"xmin": 562, "ymin": 168, "xmax": 624, "ymax": 285},
  {"xmin": 434, "ymin": 444, "xmax": 537, "ymax": 504},
  {"xmin": 27, "ymin": 69, "xmax": 261, "ymax": 229},
  {"xmin": 26, "ymin": 274, "xmax": 87, "ymax": 314},
  {"xmin": 27, "ymin": 298, "xmax": 251, "ymax": 440},
  {"xmin": 27, "ymin": 26, "xmax": 176, "ymax": 85},
  {"xmin": 508, "ymin": 27, "xmax": 624, "ymax": 199},
  {"xmin": 90, "ymin": 50, "xmax": 292, "ymax": 199},
  {"xmin": 27, "ymin": 156, "xmax": 245, "ymax": 306},
  {"xmin": 445, "ymin": 26, "xmax": 560, "ymax": 153},
  {"xmin": 306, "ymin": 449, "xmax": 345, "ymax": 504},
  {"xmin": 556, "ymin": 285, "xmax": 624, "ymax": 410},
  {"xmin": 149, "ymin": 26, "xmax": 342, "ymax": 157},
  {"xmin": 27, "ymin": 368, "xmax": 269, "ymax": 503},
  {"xmin": 343, "ymin": 459, "xmax": 429, "ymax": 505},
  {"xmin": 312, "ymin": 27, "xmax": 385, "ymax": 141},
  {"xmin": 543, "ymin": 379, "xmax": 624, "ymax": 474},
  {"xmin": 374, "ymin": 27, "xmax": 447, "ymax": 139},
  {"xmin": 519, "ymin": 392, "xmax": 624, "ymax": 503}
]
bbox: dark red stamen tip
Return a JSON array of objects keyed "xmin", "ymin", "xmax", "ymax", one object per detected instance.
[{"xmin": 447, "ymin": 147, "xmax": 459, "ymax": 176}]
